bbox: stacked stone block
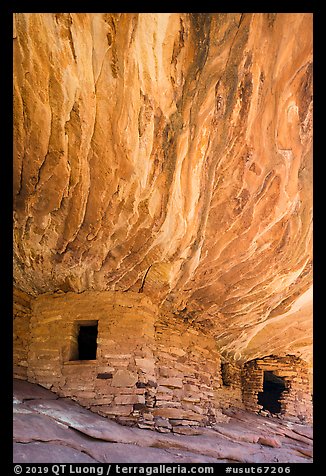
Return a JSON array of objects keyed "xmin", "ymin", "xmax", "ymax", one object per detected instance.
[
  {"xmin": 27, "ymin": 291, "xmax": 157, "ymax": 427},
  {"xmin": 241, "ymin": 359, "xmax": 264, "ymax": 412},
  {"xmin": 25, "ymin": 291, "xmax": 227, "ymax": 429},
  {"xmin": 14, "ymin": 290, "xmax": 313, "ymax": 428},
  {"xmin": 217, "ymin": 360, "xmax": 244, "ymax": 410},
  {"xmin": 153, "ymin": 315, "xmax": 228, "ymax": 431},
  {"xmin": 242, "ymin": 355, "xmax": 312, "ymax": 423},
  {"xmin": 13, "ymin": 288, "xmax": 32, "ymax": 380}
]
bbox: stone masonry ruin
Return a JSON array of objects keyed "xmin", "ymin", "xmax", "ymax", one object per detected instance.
[
  {"xmin": 13, "ymin": 14, "xmax": 313, "ymax": 443},
  {"xmin": 14, "ymin": 288, "xmax": 312, "ymax": 430},
  {"xmin": 242, "ymin": 356, "xmax": 312, "ymax": 423}
]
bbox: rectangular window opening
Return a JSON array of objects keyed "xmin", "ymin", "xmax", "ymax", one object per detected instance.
[{"xmin": 70, "ymin": 320, "xmax": 98, "ymax": 361}]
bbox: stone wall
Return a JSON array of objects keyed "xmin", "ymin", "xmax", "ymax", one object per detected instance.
[
  {"xmin": 14, "ymin": 290, "xmax": 312, "ymax": 427},
  {"xmin": 27, "ymin": 291, "xmax": 156, "ymax": 426},
  {"xmin": 242, "ymin": 355, "xmax": 312, "ymax": 423},
  {"xmin": 216, "ymin": 360, "xmax": 244, "ymax": 410},
  {"xmin": 152, "ymin": 314, "xmax": 228, "ymax": 432},
  {"xmin": 13, "ymin": 288, "xmax": 32, "ymax": 380},
  {"xmin": 25, "ymin": 291, "xmax": 227, "ymax": 429}
]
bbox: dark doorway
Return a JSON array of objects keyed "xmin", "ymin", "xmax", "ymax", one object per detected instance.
[
  {"xmin": 258, "ymin": 371, "xmax": 286, "ymax": 414},
  {"xmin": 77, "ymin": 322, "xmax": 98, "ymax": 360}
]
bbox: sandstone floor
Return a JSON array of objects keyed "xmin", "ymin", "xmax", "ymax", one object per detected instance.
[{"xmin": 13, "ymin": 379, "xmax": 312, "ymax": 464}]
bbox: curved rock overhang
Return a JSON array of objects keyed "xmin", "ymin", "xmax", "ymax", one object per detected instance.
[{"xmin": 13, "ymin": 13, "xmax": 313, "ymax": 365}]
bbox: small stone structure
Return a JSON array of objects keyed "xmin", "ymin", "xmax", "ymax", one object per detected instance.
[
  {"xmin": 15, "ymin": 290, "xmax": 229, "ymax": 430},
  {"xmin": 13, "ymin": 289, "xmax": 312, "ymax": 428},
  {"xmin": 242, "ymin": 356, "xmax": 312, "ymax": 423}
]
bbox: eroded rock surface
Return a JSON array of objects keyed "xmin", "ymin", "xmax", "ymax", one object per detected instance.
[
  {"xmin": 13, "ymin": 13, "xmax": 313, "ymax": 364},
  {"xmin": 13, "ymin": 379, "xmax": 312, "ymax": 463}
]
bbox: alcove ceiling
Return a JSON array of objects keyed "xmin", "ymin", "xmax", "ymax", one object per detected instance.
[{"xmin": 13, "ymin": 13, "xmax": 313, "ymax": 364}]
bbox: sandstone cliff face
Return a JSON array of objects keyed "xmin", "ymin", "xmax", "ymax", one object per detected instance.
[{"xmin": 13, "ymin": 13, "xmax": 313, "ymax": 364}]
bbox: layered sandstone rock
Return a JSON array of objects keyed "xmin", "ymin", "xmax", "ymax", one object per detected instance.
[{"xmin": 13, "ymin": 13, "xmax": 313, "ymax": 364}]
